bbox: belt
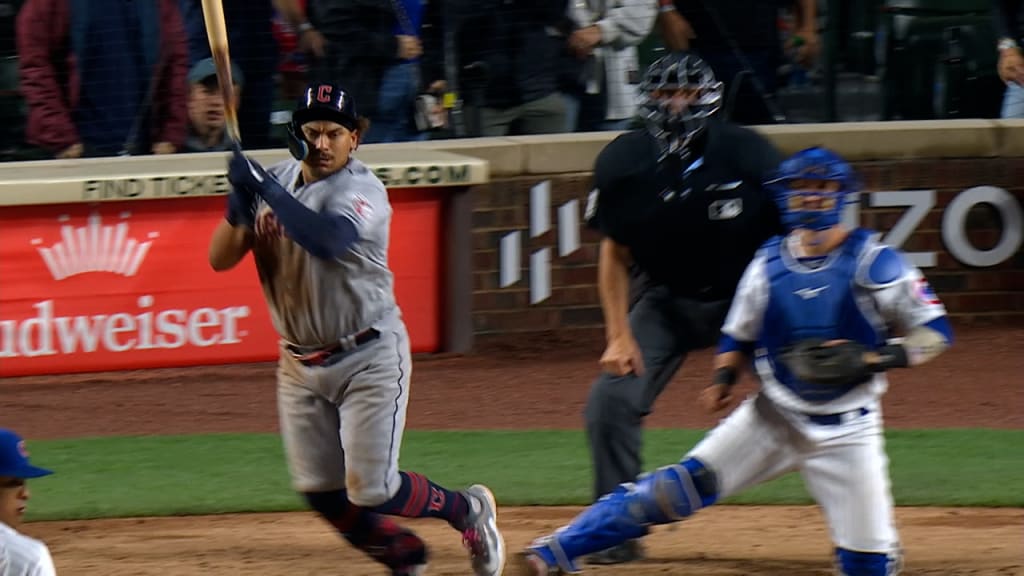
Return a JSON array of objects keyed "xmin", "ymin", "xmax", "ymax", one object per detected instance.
[
  {"xmin": 286, "ymin": 329, "xmax": 380, "ymax": 366},
  {"xmin": 806, "ymin": 407, "xmax": 870, "ymax": 426}
]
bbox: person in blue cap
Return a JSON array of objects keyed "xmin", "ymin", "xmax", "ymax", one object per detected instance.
[{"xmin": 0, "ymin": 428, "xmax": 56, "ymax": 575}]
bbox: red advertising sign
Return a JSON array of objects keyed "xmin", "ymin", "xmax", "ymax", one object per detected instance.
[{"xmin": 0, "ymin": 193, "xmax": 444, "ymax": 377}]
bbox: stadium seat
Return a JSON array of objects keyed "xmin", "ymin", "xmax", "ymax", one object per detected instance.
[
  {"xmin": 0, "ymin": 55, "xmax": 26, "ymax": 158},
  {"xmin": 879, "ymin": 0, "xmax": 1003, "ymax": 119}
]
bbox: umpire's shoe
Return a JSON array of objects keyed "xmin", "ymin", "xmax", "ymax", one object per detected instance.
[
  {"xmin": 585, "ymin": 539, "xmax": 644, "ymax": 565},
  {"xmin": 460, "ymin": 484, "xmax": 506, "ymax": 576}
]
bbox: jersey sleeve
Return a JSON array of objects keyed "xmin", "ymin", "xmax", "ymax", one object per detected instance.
[
  {"xmin": 584, "ymin": 135, "xmax": 642, "ymax": 244},
  {"xmin": 858, "ymin": 245, "xmax": 947, "ymax": 331},
  {"xmin": 721, "ymin": 254, "xmax": 770, "ymax": 342},
  {"xmin": 745, "ymin": 129, "xmax": 785, "ymax": 182},
  {"xmin": 32, "ymin": 545, "xmax": 56, "ymax": 576}
]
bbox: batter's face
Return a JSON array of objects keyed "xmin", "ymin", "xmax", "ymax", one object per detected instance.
[
  {"xmin": 301, "ymin": 120, "xmax": 358, "ymax": 180},
  {"xmin": 0, "ymin": 477, "xmax": 29, "ymax": 527}
]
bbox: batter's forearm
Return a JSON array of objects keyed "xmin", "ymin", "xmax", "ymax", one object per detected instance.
[
  {"xmin": 208, "ymin": 220, "xmax": 253, "ymax": 271},
  {"xmin": 598, "ymin": 238, "xmax": 633, "ymax": 341}
]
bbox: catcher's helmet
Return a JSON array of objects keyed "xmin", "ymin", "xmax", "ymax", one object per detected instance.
[
  {"xmin": 639, "ymin": 52, "xmax": 723, "ymax": 158},
  {"xmin": 287, "ymin": 82, "xmax": 359, "ymax": 161},
  {"xmin": 765, "ymin": 147, "xmax": 861, "ymax": 232}
]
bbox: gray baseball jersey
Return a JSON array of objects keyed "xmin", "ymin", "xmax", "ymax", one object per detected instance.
[
  {"xmin": 252, "ymin": 156, "xmax": 397, "ymax": 347},
  {"xmin": 250, "ymin": 156, "xmax": 411, "ymax": 503}
]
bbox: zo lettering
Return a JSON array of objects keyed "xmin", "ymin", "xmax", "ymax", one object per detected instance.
[{"xmin": 842, "ymin": 187, "xmax": 1023, "ymax": 269}]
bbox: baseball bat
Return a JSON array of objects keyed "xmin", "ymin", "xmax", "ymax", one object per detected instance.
[{"xmin": 200, "ymin": 0, "xmax": 241, "ymax": 143}]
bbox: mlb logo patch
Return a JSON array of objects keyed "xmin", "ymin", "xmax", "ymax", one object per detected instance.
[
  {"xmin": 709, "ymin": 198, "xmax": 743, "ymax": 220},
  {"xmin": 915, "ymin": 278, "xmax": 941, "ymax": 305}
]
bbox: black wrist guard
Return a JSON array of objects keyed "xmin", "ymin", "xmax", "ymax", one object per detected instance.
[
  {"xmin": 712, "ymin": 366, "xmax": 738, "ymax": 387},
  {"xmin": 872, "ymin": 344, "xmax": 909, "ymax": 372}
]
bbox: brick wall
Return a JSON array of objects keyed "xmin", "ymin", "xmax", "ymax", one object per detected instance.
[{"xmin": 470, "ymin": 158, "xmax": 1024, "ymax": 338}]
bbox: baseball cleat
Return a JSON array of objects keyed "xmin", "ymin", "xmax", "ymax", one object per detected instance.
[
  {"xmin": 391, "ymin": 564, "xmax": 427, "ymax": 576},
  {"xmin": 461, "ymin": 484, "xmax": 506, "ymax": 576},
  {"xmin": 515, "ymin": 537, "xmax": 580, "ymax": 575},
  {"xmin": 514, "ymin": 550, "xmax": 569, "ymax": 576}
]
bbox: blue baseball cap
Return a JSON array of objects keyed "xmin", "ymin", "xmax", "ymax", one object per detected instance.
[
  {"xmin": 187, "ymin": 57, "xmax": 245, "ymax": 88},
  {"xmin": 0, "ymin": 429, "xmax": 53, "ymax": 479}
]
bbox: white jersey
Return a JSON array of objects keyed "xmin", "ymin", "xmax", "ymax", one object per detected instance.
[
  {"xmin": 252, "ymin": 156, "xmax": 397, "ymax": 347},
  {"xmin": 0, "ymin": 523, "xmax": 56, "ymax": 576},
  {"xmin": 721, "ymin": 228, "xmax": 947, "ymax": 414}
]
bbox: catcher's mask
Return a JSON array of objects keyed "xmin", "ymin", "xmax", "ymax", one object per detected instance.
[
  {"xmin": 287, "ymin": 82, "xmax": 359, "ymax": 161},
  {"xmin": 765, "ymin": 147, "xmax": 861, "ymax": 232},
  {"xmin": 639, "ymin": 52, "xmax": 723, "ymax": 159}
]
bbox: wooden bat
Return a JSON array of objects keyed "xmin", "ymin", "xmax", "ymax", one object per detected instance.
[{"xmin": 200, "ymin": 0, "xmax": 241, "ymax": 144}]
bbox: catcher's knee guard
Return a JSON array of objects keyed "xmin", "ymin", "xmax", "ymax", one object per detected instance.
[
  {"xmin": 835, "ymin": 548, "xmax": 903, "ymax": 576},
  {"xmin": 523, "ymin": 458, "xmax": 719, "ymax": 574}
]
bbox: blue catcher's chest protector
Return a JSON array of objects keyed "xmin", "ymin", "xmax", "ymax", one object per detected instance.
[{"xmin": 760, "ymin": 229, "xmax": 885, "ymax": 401}]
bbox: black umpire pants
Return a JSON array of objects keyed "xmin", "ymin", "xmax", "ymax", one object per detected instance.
[{"xmin": 585, "ymin": 285, "xmax": 731, "ymax": 501}]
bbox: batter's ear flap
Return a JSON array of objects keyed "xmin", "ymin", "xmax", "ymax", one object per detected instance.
[{"xmin": 286, "ymin": 121, "xmax": 309, "ymax": 161}]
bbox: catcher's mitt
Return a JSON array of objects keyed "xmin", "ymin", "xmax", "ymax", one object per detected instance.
[{"xmin": 778, "ymin": 339, "xmax": 874, "ymax": 387}]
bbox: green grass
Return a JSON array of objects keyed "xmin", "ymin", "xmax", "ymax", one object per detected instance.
[{"xmin": 21, "ymin": 429, "xmax": 1024, "ymax": 522}]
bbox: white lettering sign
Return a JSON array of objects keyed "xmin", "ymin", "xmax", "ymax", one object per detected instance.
[
  {"xmin": 844, "ymin": 186, "xmax": 1022, "ymax": 268},
  {"xmin": 0, "ymin": 295, "xmax": 251, "ymax": 358}
]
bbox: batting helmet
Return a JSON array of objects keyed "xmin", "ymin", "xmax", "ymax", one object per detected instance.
[
  {"xmin": 765, "ymin": 147, "xmax": 861, "ymax": 232},
  {"xmin": 639, "ymin": 52, "xmax": 724, "ymax": 158},
  {"xmin": 287, "ymin": 82, "xmax": 359, "ymax": 161}
]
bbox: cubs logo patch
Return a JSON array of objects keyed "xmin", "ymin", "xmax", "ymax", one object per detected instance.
[
  {"xmin": 17, "ymin": 440, "xmax": 28, "ymax": 458},
  {"xmin": 915, "ymin": 278, "xmax": 941, "ymax": 305}
]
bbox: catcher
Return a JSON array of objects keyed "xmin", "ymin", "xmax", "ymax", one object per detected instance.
[{"xmin": 517, "ymin": 147, "xmax": 954, "ymax": 576}]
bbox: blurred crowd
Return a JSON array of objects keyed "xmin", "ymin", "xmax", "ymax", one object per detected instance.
[{"xmin": 0, "ymin": 0, "xmax": 1020, "ymax": 161}]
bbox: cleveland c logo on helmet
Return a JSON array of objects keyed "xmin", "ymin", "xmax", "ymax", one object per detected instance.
[{"xmin": 287, "ymin": 82, "xmax": 359, "ymax": 161}]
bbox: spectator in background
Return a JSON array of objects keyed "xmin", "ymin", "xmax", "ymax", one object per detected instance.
[
  {"xmin": 0, "ymin": 0, "xmax": 22, "ymax": 58},
  {"xmin": 272, "ymin": 0, "xmax": 314, "ymax": 103},
  {"xmin": 455, "ymin": 0, "xmax": 570, "ymax": 136},
  {"xmin": 182, "ymin": 58, "xmax": 244, "ymax": 153},
  {"xmin": 16, "ymin": 0, "xmax": 188, "ymax": 158},
  {"xmin": 993, "ymin": 0, "xmax": 1024, "ymax": 118},
  {"xmin": 369, "ymin": 0, "xmax": 447, "ymax": 143},
  {"xmin": 656, "ymin": 0, "xmax": 819, "ymax": 125},
  {"xmin": 178, "ymin": 0, "xmax": 324, "ymax": 149},
  {"xmin": 560, "ymin": 0, "xmax": 657, "ymax": 132},
  {"xmin": 0, "ymin": 428, "xmax": 57, "ymax": 576},
  {"xmin": 305, "ymin": 0, "xmax": 422, "ymax": 144}
]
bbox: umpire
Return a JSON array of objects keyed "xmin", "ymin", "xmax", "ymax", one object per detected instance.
[{"xmin": 581, "ymin": 51, "xmax": 784, "ymax": 565}]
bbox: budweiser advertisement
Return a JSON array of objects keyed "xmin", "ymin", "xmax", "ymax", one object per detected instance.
[{"xmin": 0, "ymin": 196, "xmax": 444, "ymax": 378}]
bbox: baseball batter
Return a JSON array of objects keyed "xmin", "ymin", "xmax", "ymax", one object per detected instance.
[
  {"xmin": 517, "ymin": 147, "xmax": 954, "ymax": 576},
  {"xmin": 208, "ymin": 82, "xmax": 505, "ymax": 576}
]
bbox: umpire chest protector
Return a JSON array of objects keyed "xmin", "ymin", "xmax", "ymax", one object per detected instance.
[
  {"xmin": 587, "ymin": 122, "xmax": 783, "ymax": 301},
  {"xmin": 759, "ymin": 229, "xmax": 885, "ymax": 400}
]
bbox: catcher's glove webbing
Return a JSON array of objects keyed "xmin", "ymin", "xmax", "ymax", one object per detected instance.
[{"xmin": 779, "ymin": 339, "xmax": 880, "ymax": 388}]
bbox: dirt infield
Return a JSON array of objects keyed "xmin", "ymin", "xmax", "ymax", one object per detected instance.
[
  {"xmin": 22, "ymin": 507, "xmax": 1024, "ymax": 575},
  {"xmin": 3, "ymin": 323, "xmax": 1023, "ymax": 575}
]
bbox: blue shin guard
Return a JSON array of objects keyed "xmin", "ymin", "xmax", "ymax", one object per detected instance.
[
  {"xmin": 525, "ymin": 458, "xmax": 718, "ymax": 573},
  {"xmin": 836, "ymin": 548, "xmax": 903, "ymax": 576}
]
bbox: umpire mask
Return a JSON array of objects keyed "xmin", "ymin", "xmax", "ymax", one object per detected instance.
[{"xmin": 640, "ymin": 53, "xmax": 723, "ymax": 160}]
